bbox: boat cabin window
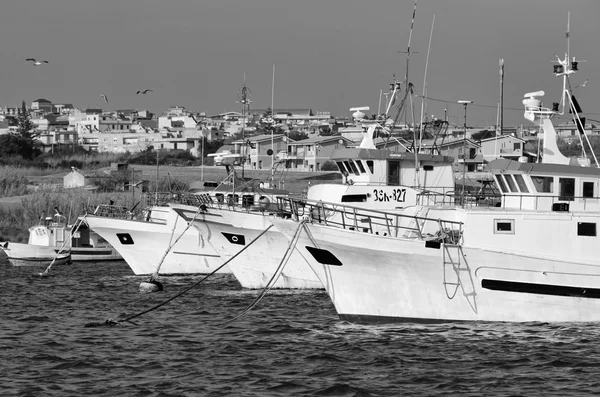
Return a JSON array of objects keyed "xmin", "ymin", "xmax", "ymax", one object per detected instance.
[
  {"xmin": 423, "ymin": 165, "xmax": 434, "ymax": 171},
  {"xmin": 513, "ymin": 174, "xmax": 529, "ymax": 193},
  {"xmin": 355, "ymin": 160, "xmax": 366, "ymax": 174},
  {"xmin": 366, "ymin": 160, "xmax": 374, "ymax": 174},
  {"xmin": 336, "ymin": 161, "xmax": 347, "ymax": 174},
  {"xmin": 388, "ymin": 161, "xmax": 400, "ymax": 186},
  {"xmin": 494, "ymin": 174, "xmax": 508, "ymax": 193},
  {"xmin": 531, "ymin": 176, "xmax": 554, "ymax": 193},
  {"xmin": 504, "ymin": 175, "xmax": 518, "ymax": 193},
  {"xmin": 583, "ymin": 181, "xmax": 595, "ymax": 198},
  {"xmin": 559, "ymin": 178, "xmax": 575, "ymax": 201},
  {"xmin": 226, "ymin": 194, "xmax": 239, "ymax": 205},
  {"xmin": 577, "ymin": 222, "xmax": 596, "ymax": 237},
  {"xmin": 215, "ymin": 193, "xmax": 225, "ymax": 204},
  {"xmin": 494, "ymin": 219, "xmax": 514, "ymax": 234},
  {"xmin": 341, "ymin": 194, "xmax": 368, "ymax": 203},
  {"xmin": 242, "ymin": 195, "xmax": 254, "ymax": 207},
  {"xmin": 345, "ymin": 160, "xmax": 360, "ymax": 175}
]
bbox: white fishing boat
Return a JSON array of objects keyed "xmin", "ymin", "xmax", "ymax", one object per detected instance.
[
  {"xmin": 169, "ymin": 122, "xmax": 457, "ymax": 290},
  {"xmin": 0, "ymin": 241, "xmax": 71, "ymax": 267},
  {"xmin": 168, "ymin": 161, "xmax": 320, "ymax": 289},
  {"xmin": 84, "ymin": 205, "xmax": 228, "ymax": 275},
  {"xmin": 28, "ymin": 214, "xmax": 121, "ymax": 262},
  {"xmin": 272, "ymin": 31, "xmax": 600, "ymax": 323}
]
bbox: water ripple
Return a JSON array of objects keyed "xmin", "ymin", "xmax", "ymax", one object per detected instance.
[{"xmin": 2, "ymin": 259, "xmax": 600, "ymax": 396}]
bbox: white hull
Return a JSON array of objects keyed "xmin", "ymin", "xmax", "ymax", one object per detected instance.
[
  {"xmin": 66, "ymin": 247, "xmax": 122, "ymax": 262},
  {"xmin": 85, "ymin": 209, "xmax": 229, "ymax": 275},
  {"xmin": 1, "ymin": 242, "xmax": 71, "ymax": 267},
  {"xmin": 171, "ymin": 204, "xmax": 322, "ymax": 289},
  {"xmin": 271, "ymin": 216, "xmax": 600, "ymax": 323}
]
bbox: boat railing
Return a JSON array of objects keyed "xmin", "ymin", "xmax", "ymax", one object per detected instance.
[
  {"xmin": 142, "ymin": 192, "xmax": 214, "ymax": 208},
  {"xmin": 86, "ymin": 204, "xmax": 135, "ymax": 219},
  {"xmin": 276, "ymin": 197, "xmax": 463, "ymax": 243},
  {"xmin": 416, "ymin": 191, "xmax": 502, "ymax": 209},
  {"xmin": 141, "ymin": 191, "xmax": 290, "ymax": 214},
  {"xmin": 493, "ymin": 193, "xmax": 600, "ymax": 212},
  {"xmin": 416, "ymin": 189, "xmax": 600, "ymax": 212}
]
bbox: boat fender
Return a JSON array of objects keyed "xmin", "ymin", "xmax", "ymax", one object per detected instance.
[
  {"xmin": 84, "ymin": 318, "xmax": 120, "ymax": 328},
  {"xmin": 139, "ymin": 279, "xmax": 164, "ymax": 293},
  {"xmin": 31, "ymin": 272, "xmax": 56, "ymax": 278}
]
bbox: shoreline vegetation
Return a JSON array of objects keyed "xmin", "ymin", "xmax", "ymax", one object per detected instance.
[{"xmin": 0, "ymin": 163, "xmax": 341, "ymax": 243}]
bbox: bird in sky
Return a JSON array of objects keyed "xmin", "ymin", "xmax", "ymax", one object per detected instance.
[
  {"xmin": 100, "ymin": 94, "xmax": 109, "ymax": 103},
  {"xmin": 575, "ymin": 79, "xmax": 588, "ymax": 89},
  {"xmin": 26, "ymin": 58, "xmax": 49, "ymax": 66},
  {"xmin": 136, "ymin": 89, "xmax": 153, "ymax": 94}
]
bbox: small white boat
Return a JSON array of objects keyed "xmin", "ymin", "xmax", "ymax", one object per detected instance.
[
  {"xmin": 28, "ymin": 215, "xmax": 122, "ymax": 262},
  {"xmin": 0, "ymin": 241, "xmax": 71, "ymax": 267}
]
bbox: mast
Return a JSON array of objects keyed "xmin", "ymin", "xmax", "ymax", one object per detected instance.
[
  {"xmin": 237, "ymin": 74, "xmax": 251, "ymax": 178},
  {"xmin": 400, "ymin": 0, "xmax": 419, "ymax": 187},
  {"xmin": 499, "ymin": 58, "xmax": 504, "ymax": 136},
  {"xmin": 271, "ymin": 64, "xmax": 275, "ymax": 176},
  {"xmin": 419, "ymin": 14, "xmax": 435, "ymax": 150}
]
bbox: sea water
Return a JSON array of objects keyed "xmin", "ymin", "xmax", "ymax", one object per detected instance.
[{"xmin": 1, "ymin": 257, "xmax": 599, "ymax": 396}]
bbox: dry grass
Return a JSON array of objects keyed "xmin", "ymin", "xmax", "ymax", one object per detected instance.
[
  {"xmin": 0, "ymin": 191, "xmax": 135, "ymax": 243},
  {"xmin": 0, "ymin": 165, "xmax": 341, "ymax": 242}
]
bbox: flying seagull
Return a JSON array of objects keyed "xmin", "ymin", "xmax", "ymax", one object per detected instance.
[
  {"xmin": 575, "ymin": 79, "xmax": 589, "ymax": 89},
  {"xmin": 100, "ymin": 94, "xmax": 109, "ymax": 103},
  {"xmin": 136, "ymin": 89, "xmax": 153, "ymax": 94},
  {"xmin": 26, "ymin": 58, "xmax": 49, "ymax": 66}
]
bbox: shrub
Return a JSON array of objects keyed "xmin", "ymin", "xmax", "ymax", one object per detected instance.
[{"xmin": 320, "ymin": 161, "xmax": 339, "ymax": 171}]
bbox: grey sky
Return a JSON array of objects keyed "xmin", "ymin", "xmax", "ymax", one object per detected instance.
[{"xmin": 1, "ymin": 0, "xmax": 598, "ymax": 127}]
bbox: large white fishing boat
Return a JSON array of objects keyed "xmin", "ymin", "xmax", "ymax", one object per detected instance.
[
  {"xmin": 272, "ymin": 32, "xmax": 600, "ymax": 323},
  {"xmin": 84, "ymin": 204, "xmax": 228, "ymax": 275},
  {"xmin": 168, "ymin": 162, "xmax": 320, "ymax": 289},
  {"xmin": 170, "ymin": 114, "xmax": 457, "ymax": 289}
]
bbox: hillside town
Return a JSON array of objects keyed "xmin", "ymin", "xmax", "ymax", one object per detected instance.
[{"xmin": 1, "ymin": 97, "xmax": 598, "ymax": 173}]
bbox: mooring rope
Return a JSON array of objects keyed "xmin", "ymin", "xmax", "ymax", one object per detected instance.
[
  {"xmin": 38, "ymin": 215, "xmax": 87, "ymax": 277},
  {"xmin": 150, "ymin": 206, "xmax": 205, "ymax": 281},
  {"xmin": 220, "ymin": 219, "xmax": 306, "ymax": 325},
  {"xmin": 84, "ymin": 224, "xmax": 275, "ymax": 327}
]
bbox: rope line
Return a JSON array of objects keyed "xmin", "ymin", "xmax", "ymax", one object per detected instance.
[
  {"xmin": 85, "ymin": 224, "xmax": 274, "ymax": 327},
  {"xmin": 151, "ymin": 207, "xmax": 205, "ymax": 280},
  {"xmin": 220, "ymin": 220, "xmax": 306, "ymax": 325},
  {"xmin": 41, "ymin": 215, "xmax": 87, "ymax": 275}
]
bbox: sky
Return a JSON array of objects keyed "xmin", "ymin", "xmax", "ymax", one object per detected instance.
[{"xmin": 0, "ymin": 0, "xmax": 599, "ymax": 128}]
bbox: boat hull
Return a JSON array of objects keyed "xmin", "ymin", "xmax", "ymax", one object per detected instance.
[
  {"xmin": 59, "ymin": 247, "xmax": 122, "ymax": 262},
  {"xmin": 84, "ymin": 210, "xmax": 229, "ymax": 275},
  {"xmin": 271, "ymin": 216, "xmax": 600, "ymax": 323},
  {"xmin": 171, "ymin": 204, "xmax": 322, "ymax": 289},
  {"xmin": 1, "ymin": 242, "xmax": 71, "ymax": 267}
]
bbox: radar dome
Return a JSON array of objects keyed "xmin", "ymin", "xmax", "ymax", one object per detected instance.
[{"xmin": 352, "ymin": 110, "xmax": 365, "ymax": 120}]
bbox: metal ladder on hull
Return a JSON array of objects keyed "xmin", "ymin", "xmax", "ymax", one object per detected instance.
[{"xmin": 441, "ymin": 226, "xmax": 478, "ymax": 313}]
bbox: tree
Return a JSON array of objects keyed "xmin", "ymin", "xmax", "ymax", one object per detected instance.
[
  {"xmin": 13, "ymin": 100, "xmax": 39, "ymax": 159},
  {"xmin": 0, "ymin": 134, "xmax": 30, "ymax": 158},
  {"xmin": 288, "ymin": 131, "xmax": 308, "ymax": 141},
  {"xmin": 471, "ymin": 130, "xmax": 496, "ymax": 142}
]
